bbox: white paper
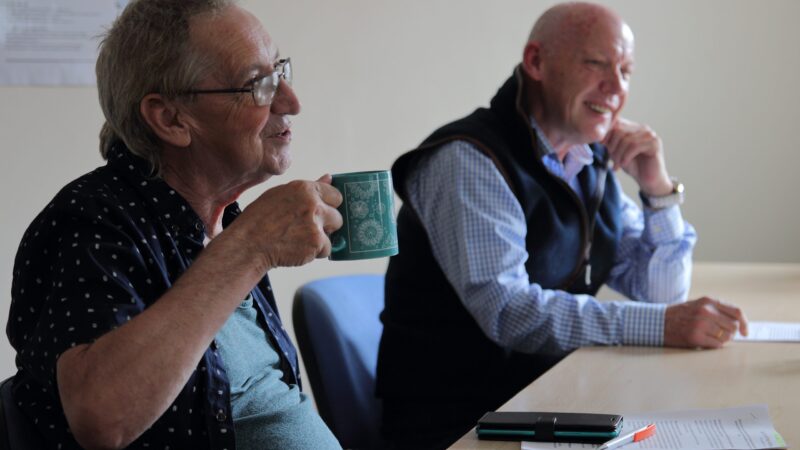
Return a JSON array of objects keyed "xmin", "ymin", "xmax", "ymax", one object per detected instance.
[
  {"xmin": 0, "ymin": 0, "xmax": 127, "ymax": 85},
  {"xmin": 734, "ymin": 321, "xmax": 800, "ymax": 342},
  {"xmin": 521, "ymin": 405, "xmax": 786, "ymax": 450}
]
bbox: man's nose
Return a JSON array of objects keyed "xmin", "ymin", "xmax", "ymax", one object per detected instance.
[
  {"xmin": 601, "ymin": 67, "xmax": 626, "ymax": 96},
  {"xmin": 271, "ymin": 80, "xmax": 301, "ymax": 115}
]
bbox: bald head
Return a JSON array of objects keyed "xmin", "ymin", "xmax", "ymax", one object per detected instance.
[
  {"xmin": 528, "ymin": 2, "xmax": 633, "ymax": 56},
  {"xmin": 520, "ymin": 1, "xmax": 636, "ymax": 152}
]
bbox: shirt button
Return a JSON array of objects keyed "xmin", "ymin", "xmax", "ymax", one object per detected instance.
[
  {"xmin": 216, "ymin": 411, "xmax": 227, "ymax": 422},
  {"xmin": 194, "ymin": 222, "xmax": 203, "ymax": 231}
]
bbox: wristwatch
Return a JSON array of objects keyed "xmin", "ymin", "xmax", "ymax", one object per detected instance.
[{"xmin": 639, "ymin": 178, "xmax": 685, "ymax": 209}]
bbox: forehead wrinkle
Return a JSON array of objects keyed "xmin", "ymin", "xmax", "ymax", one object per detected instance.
[
  {"xmin": 221, "ymin": 30, "xmax": 273, "ymax": 81},
  {"xmin": 191, "ymin": 6, "xmax": 276, "ymax": 84}
]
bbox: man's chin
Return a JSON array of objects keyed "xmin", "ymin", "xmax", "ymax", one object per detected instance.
[
  {"xmin": 259, "ymin": 143, "xmax": 292, "ymax": 175},
  {"xmin": 268, "ymin": 154, "xmax": 292, "ymax": 176},
  {"xmin": 584, "ymin": 125, "xmax": 611, "ymax": 144}
]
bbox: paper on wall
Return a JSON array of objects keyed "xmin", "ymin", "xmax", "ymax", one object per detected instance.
[{"xmin": 0, "ymin": 0, "xmax": 127, "ymax": 85}]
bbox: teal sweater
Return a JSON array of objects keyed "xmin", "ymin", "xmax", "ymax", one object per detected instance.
[{"xmin": 215, "ymin": 294, "xmax": 342, "ymax": 450}]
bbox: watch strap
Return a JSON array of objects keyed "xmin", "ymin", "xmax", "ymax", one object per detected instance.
[{"xmin": 640, "ymin": 178, "xmax": 684, "ymax": 209}]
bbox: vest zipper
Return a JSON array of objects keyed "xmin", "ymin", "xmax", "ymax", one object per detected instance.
[
  {"xmin": 541, "ymin": 161, "xmax": 608, "ymax": 290},
  {"xmin": 516, "ymin": 76, "xmax": 605, "ymax": 290},
  {"xmin": 555, "ymin": 179, "xmax": 593, "ymax": 289},
  {"xmin": 584, "ymin": 246, "xmax": 592, "ymax": 286}
]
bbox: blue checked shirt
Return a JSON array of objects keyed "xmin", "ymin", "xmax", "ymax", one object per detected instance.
[{"xmin": 405, "ymin": 127, "xmax": 697, "ymax": 354}]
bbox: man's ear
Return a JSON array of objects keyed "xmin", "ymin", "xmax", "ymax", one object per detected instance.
[
  {"xmin": 139, "ymin": 94, "xmax": 192, "ymax": 148},
  {"xmin": 521, "ymin": 41, "xmax": 545, "ymax": 82}
]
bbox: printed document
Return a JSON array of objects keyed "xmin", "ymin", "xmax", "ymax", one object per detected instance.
[
  {"xmin": 0, "ymin": 0, "xmax": 127, "ymax": 85},
  {"xmin": 734, "ymin": 322, "xmax": 800, "ymax": 342},
  {"xmin": 521, "ymin": 404, "xmax": 786, "ymax": 450}
]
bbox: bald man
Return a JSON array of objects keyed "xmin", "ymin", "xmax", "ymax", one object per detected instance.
[{"xmin": 376, "ymin": 2, "xmax": 748, "ymax": 448}]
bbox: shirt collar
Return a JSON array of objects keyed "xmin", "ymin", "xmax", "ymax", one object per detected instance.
[
  {"xmin": 106, "ymin": 144, "xmax": 241, "ymax": 242},
  {"xmin": 528, "ymin": 115, "xmax": 594, "ymax": 164}
]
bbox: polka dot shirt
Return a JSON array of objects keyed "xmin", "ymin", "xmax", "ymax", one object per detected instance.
[{"xmin": 7, "ymin": 144, "xmax": 301, "ymax": 449}]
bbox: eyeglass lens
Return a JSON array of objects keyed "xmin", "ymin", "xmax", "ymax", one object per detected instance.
[{"xmin": 253, "ymin": 59, "xmax": 292, "ymax": 106}]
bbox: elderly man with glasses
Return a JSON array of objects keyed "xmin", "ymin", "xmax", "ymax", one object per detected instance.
[{"xmin": 7, "ymin": 1, "xmax": 344, "ymax": 449}]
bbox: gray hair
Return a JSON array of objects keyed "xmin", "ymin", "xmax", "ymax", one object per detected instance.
[{"xmin": 96, "ymin": 0, "xmax": 236, "ymax": 175}]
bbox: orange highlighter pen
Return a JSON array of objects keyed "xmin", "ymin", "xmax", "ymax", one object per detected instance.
[{"xmin": 597, "ymin": 423, "xmax": 656, "ymax": 450}]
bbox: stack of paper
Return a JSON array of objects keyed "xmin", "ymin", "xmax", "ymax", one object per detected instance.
[{"xmin": 521, "ymin": 404, "xmax": 786, "ymax": 450}]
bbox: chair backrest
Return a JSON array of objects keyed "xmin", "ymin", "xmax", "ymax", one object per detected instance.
[
  {"xmin": 292, "ymin": 274, "xmax": 385, "ymax": 450},
  {"xmin": 0, "ymin": 376, "xmax": 45, "ymax": 450}
]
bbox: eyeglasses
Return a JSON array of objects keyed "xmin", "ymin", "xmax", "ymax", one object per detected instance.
[{"xmin": 182, "ymin": 58, "xmax": 292, "ymax": 106}]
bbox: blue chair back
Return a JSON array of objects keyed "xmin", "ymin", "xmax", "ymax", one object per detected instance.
[
  {"xmin": 292, "ymin": 274, "xmax": 385, "ymax": 450},
  {"xmin": 0, "ymin": 376, "xmax": 45, "ymax": 450}
]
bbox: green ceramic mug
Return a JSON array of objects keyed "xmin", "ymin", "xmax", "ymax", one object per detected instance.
[{"xmin": 329, "ymin": 170, "xmax": 399, "ymax": 261}]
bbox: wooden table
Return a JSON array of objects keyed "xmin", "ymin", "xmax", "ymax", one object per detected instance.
[{"xmin": 450, "ymin": 263, "xmax": 800, "ymax": 449}]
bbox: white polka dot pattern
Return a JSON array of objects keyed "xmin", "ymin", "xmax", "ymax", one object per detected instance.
[{"xmin": 7, "ymin": 145, "xmax": 300, "ymax": 449}]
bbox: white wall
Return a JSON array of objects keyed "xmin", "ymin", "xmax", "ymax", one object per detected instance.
[{"xmin": 1, "ymin": 0, "xmax": 798, "ymax": 380}]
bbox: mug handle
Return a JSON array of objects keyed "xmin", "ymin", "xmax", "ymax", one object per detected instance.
[{"xmin": 331, "ymin": 235, "xmax": 346, "ymax": 253}]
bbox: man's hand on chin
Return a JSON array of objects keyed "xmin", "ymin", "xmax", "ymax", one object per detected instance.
[{"xmin": 603, "ymin": 117, "xmax": 672, "ymax": 196}]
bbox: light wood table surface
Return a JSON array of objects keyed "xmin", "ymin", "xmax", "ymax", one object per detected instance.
[{"xmin": 450, "ymin": 262, "xmax": 800, "ymax": 449}]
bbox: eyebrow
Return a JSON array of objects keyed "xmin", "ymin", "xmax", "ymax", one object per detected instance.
[{"xmin": 232, "ymin": 48, "xmax": 282, "ymax": 82}]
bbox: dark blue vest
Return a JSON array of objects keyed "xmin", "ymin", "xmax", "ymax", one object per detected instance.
[{"xmin": 376, "ymin": 68, "xmax": 624, "ymax": 417}]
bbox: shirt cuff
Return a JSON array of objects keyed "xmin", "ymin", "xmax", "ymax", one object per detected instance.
[
  {"xmin": 642, "ymin": 205, "xmax": 685, "ymax": 245},
  {"xmin": 622, "ymin": 302, "xmax": 667, "ymax": 346}
]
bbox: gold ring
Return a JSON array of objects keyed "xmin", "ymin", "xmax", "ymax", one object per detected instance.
[{"xmin": 715, "ymin": 329, "xmax": 724, "ymax": 339}]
